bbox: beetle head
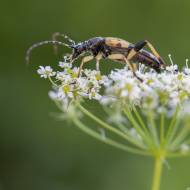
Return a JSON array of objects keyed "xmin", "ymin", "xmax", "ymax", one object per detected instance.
[{"xmin": 70, "ymin": 43, "xmax": 86, "ymax": 61}]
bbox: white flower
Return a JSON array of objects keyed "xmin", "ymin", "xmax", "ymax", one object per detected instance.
[
  {"xmin": 88, "ymin": 88, "xmax": 101, "ymax": 100},
  {"xmin": 37, "ymin": 66, "xmax": 56, "ymax": 78},
  {"xmin": 56, "ymin": 71, "xmax": 66, "ymax": 80},
  {"xmin": 59, "ymin": 61, "xmax": 72, "ymax": 69},
  {"xmin": 166, "ymin": 64, "xmax": 178, "ymax": 72},
  {"xmin": 184, "ymin": 68, "xmax": 190, "ymax": 75}
]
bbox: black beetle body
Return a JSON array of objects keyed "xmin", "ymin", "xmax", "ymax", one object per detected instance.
[{"xmin": 26, "ymin": 34, "xmax": 166, "ymax": 81}]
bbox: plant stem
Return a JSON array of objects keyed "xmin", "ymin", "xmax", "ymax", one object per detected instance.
[
  {"xmin": 73, "ymin": 118, "xmax": 150, "ymax": 156},
  {"xmin": 124, "ymin": 107, "xmax": 146, "ymax": 139},
  {"xmin": 151, "ymin": 154, "xmax": 164, "ymax": 190},
  {"xmin": 48, "ymin": 76, "xmax": 58, "ymax": 87},
  {"xmin": 148, "ymin": 112, "xmax": 159, "ymax": 147},
  {"xmin": 78, "ymin": 104, "xmax": 146, "ymax": 149},
  {"xmin": 165, "ymin": 107, "xmax": 179, "ymax": 146},
  {"xmin": 160, "ymin": 112, "xmax": 165, "ymax": 145},
  {"xmin": 132, "ymin": 106, "xmax": 150, "ymax": 137}
]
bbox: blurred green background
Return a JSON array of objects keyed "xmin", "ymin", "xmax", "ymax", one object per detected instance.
[{"xmin": 1, "ymin": 0, "xmax": 190, "ymax": 189}]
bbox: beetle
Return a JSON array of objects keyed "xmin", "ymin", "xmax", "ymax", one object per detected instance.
[{"xmin": 26, "ymin": 33, "xmax": 166, "ymax": 81}]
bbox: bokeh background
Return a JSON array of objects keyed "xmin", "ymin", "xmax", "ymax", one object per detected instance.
[{"xmin": 1, "ymin": 0, "xmax": 190, "ymax": 189}]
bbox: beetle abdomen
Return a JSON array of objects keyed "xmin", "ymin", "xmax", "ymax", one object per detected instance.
[{"xmin": 133, "ymin": 52, "xmax": 161, "ymax": 72}]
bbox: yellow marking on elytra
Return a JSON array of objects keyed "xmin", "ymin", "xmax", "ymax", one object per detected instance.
[
  {"xmin": 105, "ymin": 37, "xmax": 130, "ymax": 48},
  {"xmin": 108, "ymin": 53, "xmax": 125, "ymax": 60}
]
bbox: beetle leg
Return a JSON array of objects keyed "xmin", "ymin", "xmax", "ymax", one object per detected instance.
[
  {"xmin": 96, "ymin": 60, "xmax": 100, "ymax": 71},
  {"xmin": 108, "ymin": 54, "xmax": 133, "ymax": 69},
  {"xmin": 108, "ymin": 54, "xmax": 143, "ymax": 82},
  {"xmin": 95, "ymin": 53, "xmax": 103, "ymax": 71},
  {"xmin": 124, "ymin": 58, "xmax": 143, "ymax": 82},
  {"xmin": 127, "ymin": 40, "xmax": 165, "ymax": 65},
  {"xmin": 62, "ymin": 53, "xmax": 72, "ymax": 62},
  {"xmin": 78, "ymin": 55, "xmax": 94, "ymax": 77},
  {"xmin": 144, "ymin": 40, "xmax": 166, "ymax": 66},
  {"xmin": 108, "ymin": 54, "xmax": 134, "ymax": 70}
]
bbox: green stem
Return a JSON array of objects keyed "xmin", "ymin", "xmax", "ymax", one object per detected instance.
[
  {"xmin": 148, "ymin": 112, "xmax": 159, "ymax": 147},
  {"xmin": 124, "ymin": 107, "xmax": 146, "ymax": 138},
  {"xmin": 160, "ymin": 112, "xmax": 165, "ymax": 145},
  {"xmin": 117, "ymin": 123, "xmax": 128, "ymax": 133},
  {"xmin": 124, "ymin": 107, "xmax": 154, "ymax": 148},
  {"xmin": 73, "ymin": 118, "xmax": 150, "ymax": 156},
  {"xmin": 170, "ymin": 126, "xmax": 189, "ymax": 149},
  {"xmin": 166, "ymin": 119, "xmax": 180, "ymax": 147},
  {"xmin": 48, "ymin": 76, "xmax": 58, "ymax": 87},
  {"xmin": 165, "ymin": 107, "xmax": 179, "ymax": 145},
  {"xmin": 78, "ymin": 104, "xmax": 146, "ymax": 149},
  {"xmin": 151, "ymin": 155, "xmax": 164, "ymax": 190},
  {"xmin": 132, "ymin": 106, "xmax": 150, "ymax": 137}
]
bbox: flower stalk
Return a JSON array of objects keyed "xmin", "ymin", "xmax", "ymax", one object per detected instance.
[{"xmin": 152, "ymin": 154, "xmax": 164, "ymax": 190}]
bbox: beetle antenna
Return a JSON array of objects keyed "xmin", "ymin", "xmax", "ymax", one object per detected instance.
[
  {"xmin": 25, "ymin": 40, "xmax": 71, "ymax": 65},
  {"xmin": 168, "ymin": 54, "xmax": 174, "ymax": 66},
  {"xmin": 52, "ymin": 32, "xmax": 76, "ymax": 54}
]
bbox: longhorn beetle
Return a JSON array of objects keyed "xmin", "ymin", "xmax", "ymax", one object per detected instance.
[{"xmin": 26, "ymin": 33, "xmax": 166, "ymax": 81}]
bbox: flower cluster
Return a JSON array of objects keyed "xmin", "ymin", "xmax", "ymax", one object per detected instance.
[
  {"xmin": 37, "ymin": 58, "xmax": 190, "ymax": 158},
  {"xmin": 37, "ymin": 61, "xmax": 190, "ymax": 118},
  {"xmin": 44, "ymin": 62, "xmax": 103, "ymax": 103}
]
